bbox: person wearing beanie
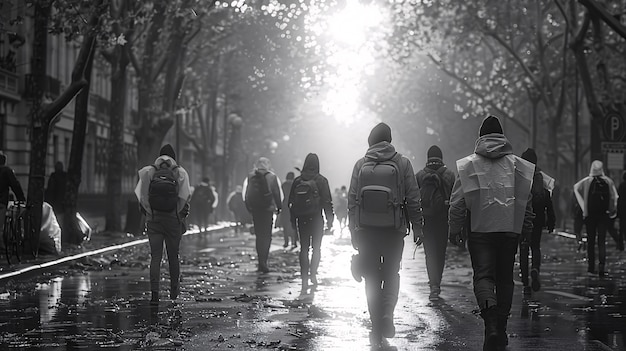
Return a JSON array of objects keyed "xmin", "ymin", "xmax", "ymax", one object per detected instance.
[
  {"xmin": 368, "ymin": 122, "xmax": 392, "ymax": 146},
  {"xmin": 159, "ymin": 144, "xmax": 176, "ymax": 160},
  {"xmin": 574, "ymin": 160, "xmax": 618, "ymax": 277},
  {"xmin": 134, "ymin": 143, "xmax": 191, "ymax": 305},
  {"xmin": 348, "ymin": 122, "xmax": 423, "ymax": 347},
  {"xmin": 243, "ymin": 156, "xmax": 283, "ymax": 273},
  {"xmin": 280, "ymin": 171, "xmax": 297, "ymax": 249},
  {"xmin": 189, "ymin": 176, "xmax": 216, "ymax": 232},
  {"xmin": 415, "ymin": 145, "xmax": 455, "ymax": 301},
  {"xmin": 518, "ymin": 148, "xmax": 556, "ymax": 296},
  {"xmin": 288, "ymin": 153, "xmax": 334, "ymax": 291},
  {"xmin": 448, "ymin": 115, "xmax": 535, "ymax": 350}
]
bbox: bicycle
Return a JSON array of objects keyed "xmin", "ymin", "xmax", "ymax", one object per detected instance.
[
  {"xmin": 3, "ymin": 200, "xmax": 25, "ymax": 265},
  {"xmin": 3, "ymin": 201, "xmax": 37, "ymax": 265}
]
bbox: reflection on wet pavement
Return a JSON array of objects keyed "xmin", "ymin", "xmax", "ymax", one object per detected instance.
[{"xmin": 0, "ymin": 227, "xmax": 624, "ymax": 350}]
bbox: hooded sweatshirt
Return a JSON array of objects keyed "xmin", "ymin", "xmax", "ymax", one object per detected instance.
[
  {"xmin": 348, "ymin": 141, "xmax": 422, "ymax": 234},
  {"xmin": 289, "ymin": 153, "xmax": 334, "ymax": 226},
  {"xmin": 448, "ymin": 134, "xmax": 535, "ymax": 236},
  {"xmin": 573, "ymin": 160, "xmax": 618, "ymax": 217},
  {"xmin": 243, "ymin": 157, "xmax": 282, "ymax": 212},
  {"xmin": 134, "ymin": 155, "xmax": 191, "ymax": 219}
]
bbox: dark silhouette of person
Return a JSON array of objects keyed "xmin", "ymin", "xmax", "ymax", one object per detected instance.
[{"xmin": 45, "ymin": 161, "xmax": 67, "ymax": 215}]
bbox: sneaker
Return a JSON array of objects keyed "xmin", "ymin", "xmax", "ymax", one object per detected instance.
[
  {"xmin": 150, "ymin": 291, "xmax": 159, "ymax": 306},
  {"xmin": 530, "ymin": 269, "xmax": 541, "ymax": 292},
  {"xmin": 381, "ymin": 315, "xmax": 395, "ymax": 338},
  {"xmin": 429, "ymin": 286, "xmax": 441, "ymax": 301}
]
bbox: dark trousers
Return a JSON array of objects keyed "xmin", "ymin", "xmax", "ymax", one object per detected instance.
[
  {"xmin": 422, "ymin": 217, "xmax": 448, "ymax": 289},
  {"xmin": 147, "ymin": 217, "xmax": 183, "ymax": 293},
  {"xmin": 585, "ymin": 214, "xmax": 609, "ymax": 272},
  {"xmin": 519, "ymin": 220, "xmax": 543, "ymax": 286},
  {"xmin": 252, "ymin": 210, "xmax": 274, "ymax": 270},
  {"xmin": 296, "ymin": 215, "xmax": 323, "ymax": 278},
  {"xmin": 359, "ymin": 231, "xmax": 405, "ymax": 333},
  {"xmin": 467, "ymin": 232, "xmax": 518, "ymax": 318},
  {"xmin": 283, "ymin": 218, "xmax": 297, "ymax": 246}
]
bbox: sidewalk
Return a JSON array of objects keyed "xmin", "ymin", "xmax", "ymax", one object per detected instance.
[{"xmin": 0, "ymin": 222, "xmax": 232, "ymax": 281}]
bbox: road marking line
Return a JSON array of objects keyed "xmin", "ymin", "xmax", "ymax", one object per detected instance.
[
  {"xmin": 543, "ymin": 290, "xmax": 593, "ymax": 301},
  {"xmin": 0, "ymin": 223, "xmax": 230, "ymax": 281}
]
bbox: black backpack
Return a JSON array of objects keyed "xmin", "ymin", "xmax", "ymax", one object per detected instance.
[
  {"xmin": 290, "ymin": 177, "xmax": 321, "ymax": 217},
  {"xmin": 419, "ymin": 167, "xmax": 449, "ymax": 217},
  {"xmin": 356, "ymin": 154, "xmax": 404, "ymax": 229},
  {"xmin": 148, "ymin": 163, "xmax": 180, "ymax": 212},
  {"xmin": 246, "ymin": 171, "xmax": 272, "ymax": 210},
  {"xmin": 588, "ymin": 176, "xmax": 610, "ymax": 216},
  {"xmin": 193, "ymin": 185, "xmax": 215, "ymax": 207}
]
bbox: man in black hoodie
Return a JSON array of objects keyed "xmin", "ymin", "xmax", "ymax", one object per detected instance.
[
  {"xmin": 415, "ymin": 145, "xmax": 455, "ymax": 301},
  {"xmin": 348, "ymin": 123, "xmax": 423, "ymax": 348},
  {"xmin": 289, "ymin": 154, "xmax": 334, "ymax": 291},
  {"xmin": 519, "ymin": 148, "xmax": 555, "ymax": 294}
]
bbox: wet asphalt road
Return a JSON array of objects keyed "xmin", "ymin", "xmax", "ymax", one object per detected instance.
[{"xmin": 0, "ymin": 225, "xmax": 624, "ymax": 350}]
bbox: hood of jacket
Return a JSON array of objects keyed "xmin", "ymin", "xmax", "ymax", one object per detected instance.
[
  {"xmin": 301, "ymin": 153, "xmax": 320, "ymax": 180},
  {"xmin": 474, "ymin": 134, "xmax": 513, "ymax": 159},
  {"xmin": 154, "ymin": 155, "xmax": 178, "ymax": 168},
  {"xmin": 255, "ymin": 157, "xmax": 271, "ymax": 172},
  {"xmin": 365, "ymin": 141, "xmax": 397, "ymax": 162}
]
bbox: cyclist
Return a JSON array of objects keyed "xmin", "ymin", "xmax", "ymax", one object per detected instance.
[{"xmin": 0, "ymin": 151, "xmax": 26, "ymax": 248}]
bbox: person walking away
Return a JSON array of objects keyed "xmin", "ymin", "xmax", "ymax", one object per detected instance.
[
  {"xmin": 0, "ymin": 151, "xmax": 26, "ymax": 251},
  {"xmin": 45, "ymin": 161, "xmax": 67, "ymax": 218},
  {"xmin": 189, "ymin": 177, "xmax": 215, "ymax": 232},
  {"xmin": 448, "ymin": 115, "xmax": 535, "ymax": 351},
  {"xmin": 348, "ymin": 122, "xmax": 423, "ymax": 348},
  {"xmin": 518, "ymin": 148, "xmax": 556, "ymax": 295},
  {"xmin": 227, "ymin": 185, "xmax": 248, "ymax": 233},
  {"xmin": 616, "ymin": 171, "xmax": 626, "ymax": 251},
  {"xmin": 573, "ymin": 160, "xmax": 618, "ymax": 277},
  {"xmin": 280, "ymin": 172, "xmax": 297, "ymax": 248},
  {"xmin": 289, "ymin": 154, "xmax": 334, "ymax": 290},
  {"xmin": 135, "ymin": 144, "xmax": 191, "ymax": 305},
  {"xmin": 335, "ymin": 185, "xmax": 348, "ymax": 233},
  {"xmin": 415, "ymin": 145, "xmax": 455, "ymax": 301},
  {"xmin": 244, "ymin": 157, "xmax": 282, "ymax": 273}
]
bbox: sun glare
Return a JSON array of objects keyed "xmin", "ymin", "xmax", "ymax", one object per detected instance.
[{"xmin": 312, "ymin": 0, "xmax": 388, "ymax": 125}]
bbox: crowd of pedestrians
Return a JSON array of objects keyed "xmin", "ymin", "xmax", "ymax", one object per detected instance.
[{"xmin": 5, "ymin": 113, "xmax": 626, "ymax": 351}]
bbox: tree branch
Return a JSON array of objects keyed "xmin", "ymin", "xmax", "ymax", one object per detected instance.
[{"xmin": 427, "ymin": 53, "xmax": 529, "ymax": 134}]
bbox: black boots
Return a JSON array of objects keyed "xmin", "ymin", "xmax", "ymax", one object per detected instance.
[{"xmin": 480, "ymin": 306, "xmax": 498, "ymax": 351}]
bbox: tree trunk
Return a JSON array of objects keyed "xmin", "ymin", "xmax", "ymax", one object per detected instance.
[
  {"xmin": 63, "ymin": 40, "xmax": 97, "ymax": 245},
  {"xmin": 104, "ymin": 44, "xmax": 129, "ymax": 231},
  {"xmin": 29, "ymin": 1, "xmax": 98, "ymax": 248}
]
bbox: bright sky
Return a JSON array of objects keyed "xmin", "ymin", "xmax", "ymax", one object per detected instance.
[{"xmin": 308, "ymin": 0, "xmax": 388, "ymax": 125}]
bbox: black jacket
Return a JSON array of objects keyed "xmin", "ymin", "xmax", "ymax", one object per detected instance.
[
  {"xmin": 289, "ymin": 153, "xmax": 334, "ymax": 227},
  {"xmin": 0, "ymin": 166, "xmax": 25, "ymax": 206}
]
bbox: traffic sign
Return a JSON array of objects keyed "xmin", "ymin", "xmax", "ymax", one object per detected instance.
[{"xmin": 602, "ymin": 112, "xmax": 625, "ymax": 141}]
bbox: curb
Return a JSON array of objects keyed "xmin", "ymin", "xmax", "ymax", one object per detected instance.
[{"xmin": 0, "ymin": 223, "xmax": 232, "ymax": 282}]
